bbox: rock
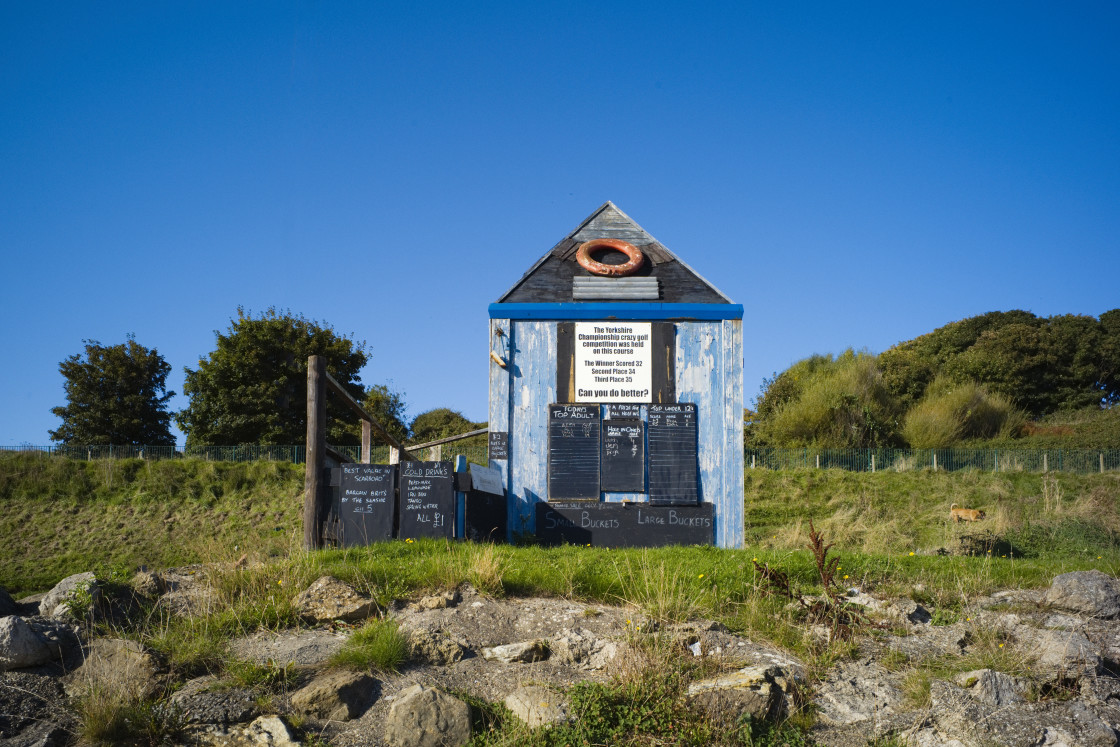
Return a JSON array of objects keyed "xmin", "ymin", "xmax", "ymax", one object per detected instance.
[
  {"xmin": 930, "ymin": 680, "xmax": 1119, "ymax": 747},
  {"xmin": 38, "ymin": 572, "xmax": 99, "ymax": 619},
  {"xmin": 290, "ymin": 669, "xmax": 377, "ymax": 722},
  {"xmin": 687, "ymin": 665, "xmax": 790, "ymax": 721},
  {"xmin": 407, "ymin": 628, "xmax": 467, "ymax": 666},
  {"xmin": 417, "ymin": 590, "xmax": 461, "ymax": 610},
  {"xmin": 504, "ymin": 685, "xmax": 568, "ymax": 727},
  {"xmin": 131, "ymin": 569, "xmax": 166, "ymax": 598},
  {"xmin": 0, "ymin": 587, "xmax": 18, "ymax": 617},
  {"xmin": 168, "ymin": 675, "xmax": 260, "ymax": 724},
  {"xmin": 294, "ymin": 576, "xmax": 377, "ymax": 624},
  {"xmin": 550, "ymin": 627, "xmax": 618, "ymax": 670},
  {"xmin": 481, "ymin": 640, "xmax": 549, "ymax": 663},
  {"xmin": 384, "ymin": 683, "xmax": 471, "ymax": 747},
  {"xmin": 228, "ymin": 628, "xmax": 347, "ymax": 666},
  {"xmin": 0, "ymin": 671, "xmax": 74, "ymax": 743},
  {"xmin": 0, "ymin": 617, "xmax": 52, "ymax": 671},
  {"xmin": 66, "ymin": 638, "xmax": 165, "ymax": 701},
  {"xmin": 185, "ymin": 714, "xmax": 300, "ymax": 746},
  {"xmin": 1044, "ymin": 570, "xmax": 1120, "ymax": 619},
  {"xmin": 814, "ymin": 659, "xmax": 905, "ymax": 726},
  {"xmin": 953, "ymin": 668, "xmax": 1029, "ymax": 705},
  {"xmin": 1029, "ymin": 628, "xmax": 1101, "ymax": 677}
]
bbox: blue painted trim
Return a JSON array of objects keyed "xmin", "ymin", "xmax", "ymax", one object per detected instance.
[{"xmin": 489, "ymin": 303, "xmax": 743, "ymax": 321}]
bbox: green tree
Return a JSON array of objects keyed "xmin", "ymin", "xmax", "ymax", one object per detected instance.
[
  {"xmin": 50, "ymin": 336, "xmax": 175, "ymax": 445},
  {"xmin": 360, "ymin": 384, "xmax": 410, "ymax": 445},
  {"xmin": 176, "ymin": 308, "xmax": 374, "ymax": 446},
  {"xmin": 409, "ymin": 408, "xmax": 485, "ymax": 444}
]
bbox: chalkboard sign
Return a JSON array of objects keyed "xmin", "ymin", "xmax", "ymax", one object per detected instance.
[
  {"xmin": 604, "ymin": 403, "xmax": 642, "ymax": 420},
  {"xmin": 536, "ymin": 502, "xmax": 713, "ymax": 547},
  {"xmin": 648, "ymin": 403, "xmax": 699, "ymax": 505},
  {"xmin": 488, "ymin": 431, "xmax": 508, "ymax": 460},
  {"xmin": 548, "ymin": 404, "xmax": 601, "ymax": 501},
  {"xmin": 338, "ymin": 464, "xmax": 396, "ymax": 546},
  {"xmin": 398, "ymin": 461, "xmax": 455, "ymax": 539},
  {"xmin": 601, "ymin": 419, "xmax": 645, "ymax": 492}
]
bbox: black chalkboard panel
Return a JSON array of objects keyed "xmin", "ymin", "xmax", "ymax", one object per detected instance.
[
  {"xmin": 604, "ymin": 403, "xmax": 643, "ymax": 419},
  {"xmin": 535, "ymin": 502, "xmax": 713, "ymax": 547},
  {"xmin": 398, "ymin": 461, "xmax": 455, "ymax": 539},
  {"xmin": 465, "ymin": 490, "xmax": 507, "ymax": 542},
  {"xmin": 648, "ymin": 403, "xmax": 699, "ymax": 505},
  {"xmin": 601, "ymin": 419, "xmax": 645, "ymax": 492},
  {"xmin": 488, "ymin": 431, "xmax": 508, "ymax": 460},
  {"xmin": 338, "ymin": 464, "xmax": 397, "ymax": 547},
  {"xmin": 548, "ymin": 404, "xmax": 601, "ymax": 501}
]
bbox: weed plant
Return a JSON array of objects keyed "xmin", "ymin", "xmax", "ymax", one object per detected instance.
[{"xmin": 329, "ymin": 617, "xmax": 410, "ymax": 672}]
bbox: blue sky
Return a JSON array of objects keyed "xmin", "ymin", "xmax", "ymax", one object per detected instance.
[{"xmin": 2, "ymin": 2, "xmax": 1118, "ymax": 445}]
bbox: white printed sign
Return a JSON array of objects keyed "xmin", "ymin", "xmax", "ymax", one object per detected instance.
[{"xmin": 574, "ymin": 322, "xmax": 652, "ymax": 403}]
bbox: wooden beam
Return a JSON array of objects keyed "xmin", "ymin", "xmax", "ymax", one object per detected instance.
[
  {"xmin": 405, "ymin": 428, "xmax": 489, "ymax": 451},
  {"xmin": 304, "ymin": 355, "xmax": 327, "ymax": 550},
  {"xmin": 361, "ymin": 420, "xmax": 372, "ymax": 464},
  {"xmin": 321, "ymin": 369, "xmax": 418, "ymax": 460}
]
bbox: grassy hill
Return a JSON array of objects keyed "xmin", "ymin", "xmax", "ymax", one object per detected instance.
[{"xmin": 2, "ymin": 451, "xmax": 1117, "ymax": 599}]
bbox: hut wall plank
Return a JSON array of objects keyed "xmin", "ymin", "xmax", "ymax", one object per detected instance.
[
  {"xmin": 508, "ymin": 320, "xmax": 556, "ymax": 536},
  {"xmin": 488, "ymin": 319, "xmax": 513, "ymax": 540},
  {"xmin": 675, "ymin": 322, "xmax": 743, "ymax": 548},
  {"xmin": 719, "ymin": 319, "xmax": 745, "ymax": 548}
]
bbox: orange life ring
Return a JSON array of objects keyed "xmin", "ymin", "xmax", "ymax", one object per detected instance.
[{"xmin": 575, "ymin": 239, "xmax": 645, "ymax": 277}]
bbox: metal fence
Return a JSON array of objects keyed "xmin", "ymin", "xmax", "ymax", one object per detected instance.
[
  {"xmin": 0, "ymin": 441, "xmax": 491, "ymax": 467},
  {"xmin": 745, "ymin": 447, "xmax": 1120, "ymax": 474},
  {"xmin": 5, "ymin": 444, "xmax": 1115, "ymax": 474}
]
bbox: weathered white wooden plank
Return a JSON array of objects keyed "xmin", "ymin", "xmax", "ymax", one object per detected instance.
[
  {"xmin": 674, "ymin": 321, "xmax": 743, "ymax": 548},
  {"xmin": 508, "ymin": 321, "xmax": 556, "ymax": 535},
  {"xmin": 489, "ymin": 319, "xmax": 512, "ymax": 540},
  {"xmin": 720, "ymin": 320, "xmax": 744, "ymax": 548}
]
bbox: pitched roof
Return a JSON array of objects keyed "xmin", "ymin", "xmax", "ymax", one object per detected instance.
[{"xmin": 495, "ymin": 202, "xmax": 734, "ymax": 304}]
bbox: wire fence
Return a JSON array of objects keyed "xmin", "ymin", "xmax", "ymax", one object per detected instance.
[
  {"xmin": 745, "ymin": 447, "xmax": 1120, "ymax": 474},
  {"xmin": 0, "ymin": 442, "xmax": 492, "ymax": 467},
  {"xmin": 4, "ymin": 444, "xmax": 1116, "ymax": 474}
]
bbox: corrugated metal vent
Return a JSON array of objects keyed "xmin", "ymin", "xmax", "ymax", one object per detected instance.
[{"xmin": 572, "ymin": 276, "xmax": 660, "ymax": 300}]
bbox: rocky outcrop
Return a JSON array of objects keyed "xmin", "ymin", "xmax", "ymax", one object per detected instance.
[
  {"xmin": 688, "ymin": 664, "xmax": 794, "ymax": 721},
  {"xmin": 185, "ymin": 714, "xmax": 301, "ymax": 746},
  {"xmin": 1045, "ymin": 570, "xmax": 1120, "ymax": 619},
  {"xmin": 294, "ymin": 576, "xmax": 377, "ymax": 624},
  {"xmin": 290, "ymin": 669, "xmax": 377, "ymax": 722},
  {"xmin": 169, "ymin": 675, "xmax": 261, "ymax": 725},
  {"xmin": 0, "ymin": 616, "xmax": 52, "ymax": 672},
  {"xmin": 481, "ymin": 639, "xmax": 550, "ymax": 663},
  {"xmin": 504, "ymin": 685, "xmax": 569, "ymax": 727},
  {"xmin": 0, "ymin": 587, "xmax": 18, "ymax": 617},
  {"xmin": 406, "ymin": 628, "xmax": 467, "ymax": 666},
  {"xmin": 38, "ymin": 572, "xmax": 99, "ymax": 619},
  {"xmin": 384, "ymin": 683, "xmax": 471, "ymax": 747}
]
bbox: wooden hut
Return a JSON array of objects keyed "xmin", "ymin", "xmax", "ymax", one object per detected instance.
[{"xmin": 487, "ymin": 202, "xmax": 744, "ymax": 548}]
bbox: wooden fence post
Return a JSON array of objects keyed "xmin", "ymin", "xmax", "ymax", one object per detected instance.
[
  {"xmin": 361, "ymin": 420, "xmax": 372, "ymax": 464},
  {"xmin": 871, "ymin": 454, "xmax": 875, "ymax": 473},
  {"xmin": 389, "ymin": 447, "xmax": 400, "ymax": 465},
  {"xmin": 1043, "ymin": 453, "xmax": 1048, "ymax": 473},
  {"xmin": 304, "ymin": 355, "xmax": 327, "ymax": 550},
  {"xmin": 1102, "ymin": 453, "xmax": 1106, "ymax": 474}
]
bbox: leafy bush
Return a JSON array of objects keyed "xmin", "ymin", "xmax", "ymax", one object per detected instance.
[
  {"xmin": 755, "ymin": 350, "xmax": 900, "ymax": 447},
  {"xmin": 902, "ymin": 378, "xmax": 1026, "ymax": 448}
]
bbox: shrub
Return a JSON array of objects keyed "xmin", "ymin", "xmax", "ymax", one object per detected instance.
[{"xmin": 902, "ymin": 377, "xmax": 1026, "ymax": 448}]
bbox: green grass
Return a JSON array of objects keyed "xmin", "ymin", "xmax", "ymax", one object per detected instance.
[
  {"xmin": 329, "ymin": 617, "xmax": 410, "ymax": 672},
  {"xmin": 0, "ymin": 453, "xmax": 303, "ymax": 595}
]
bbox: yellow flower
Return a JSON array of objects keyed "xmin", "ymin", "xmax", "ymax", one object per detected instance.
[
  {"xmin": 908, "ymin": 552, "xmax": 915, "ymax": 557},
  {"xmin": 1098, "ymin": 556, "xmax": 1103, "ymax": 560},
  {"xmin": 698, "ymin": 574, "xmax": 704, "ymax": 579},
  {"xmin": 999, "ymin": 643, "xmax": 1004, "ymax": 648},
  {"xmin": 752, "ymin": 557, "xmax": 758, "ymax": 562},
  {"xmin": 837, "ymin": 566, "xmax": 841, "ymax": 570},
  {"xmin": 277, "ymin": 580, "xmax": 283, "ymax": 586},
  {"xmin": 843, "ymin": 575, "xmax": 849, "ymax": 580}
]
